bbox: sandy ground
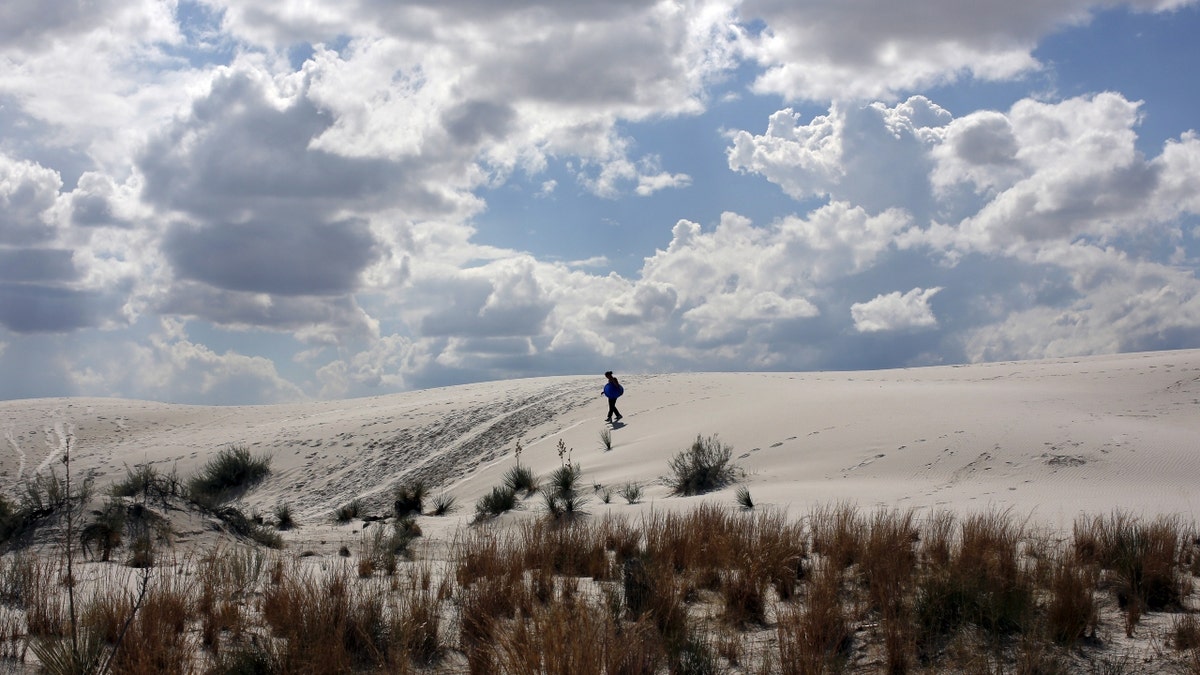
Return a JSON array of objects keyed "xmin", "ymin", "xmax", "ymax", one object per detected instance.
[{"xmin": 1, "ymin": 348, "xmax": 1197, "ymax": 554}]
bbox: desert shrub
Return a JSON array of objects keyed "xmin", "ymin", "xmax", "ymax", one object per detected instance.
[
  {"xmin": 600, "ymin": 429, "xmax": 613, "ymax": 451},
  {"xmin": 110, "ymin": 462, "xmax": 183, "ymax": 501},
  {"xmin": 1045, "ymin": 555, "xmax": 1098, "ymax": 644},
  {"xmin": 274, "ymin": 502, "xmax": 295, "ymax": 530},
  {"xmin": 390, "ymin": 589, "xmax": 443, "ymax": 667},
  {"xmin": 80, "ymin": 499, "xmax": 126, "ymax": 561},
  {"xmin": 809, "ymin": 502, "xmax": 865, "ymax": 569},
  {"xmin": 334, "ymin": 500, "xmax": 361, "ymax": 523},
  {"xmin": 429, "ymin": 493, "xmax": 457, "ymax": 516},
  {"xmin": 110, "ymin": 579, "xmax": 193, "ymax": 673},
  {"xmin": 361, "ymin": 522, "xmax": 417, "ymax": 577},
  {"xmin": 666, "ymin": 434, "xmax": 740, "ymax": 496},
  {"xmin": 735, "ymin": 486, "xmax": 754, "ymax": 510},
  {"xmin": 777, "ymin": 562, "xmax": 851, "ymax": 675},
  {"xmin": 393, "ymin": 481, "xmax": 428, "ymax": 516},
  {"xmin": 502, "ymin": 465, "xmax": 539, "ymax": 497},
  {"xmin": 214, "ymin": 506, "xmax": 283, "ymax": 549},
  {"xmin": 1173, "ymin": 613, "xmax": 1200, "ymax": 651},
  {"xmin": 475, "ymin": 486, "xmax": 518, "ymax": 519},
  {"xmin": 188, "ymin": 445, "xmax": 270, "ymax": 505},
  {"xmin": 31, "ymin": 628, "xmax": 107, "ymax": 675},
  {"xmin": 543, "ymin": 464, "xmax": 588, "ymax": 521},
  {"xmin": 262, "ymin": 570, "xmax": 387, "ymax": 672},
  {"xmin": 618, "ymin": 482, "xmax": 643, "ymax": 505},
  {"xmin": 1075, "ymin": 512, "xmax": 1190, "ymax": 634},
  {"xmin": 210, "ymin": 640, "xmax": 275, "ymax": 674}
]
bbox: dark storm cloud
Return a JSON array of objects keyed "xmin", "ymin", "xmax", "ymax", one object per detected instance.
[
  {"xmin": 0, "ymin": 249, "xmax": 79, "ymax": 283},
  {"xmin": 0, "ymin": 0, "xmax": 126, "ymax": 50},
  {"xmin": 419, "ymin": 277, "xmax": 553, "ymax": 338},
  {"xmin": 164, "ymin": 218, "xmax": 380, "ymax": 296},
  {"xmin": 70, "ymin": 191, "xmax": 128, "ymax": 228},
  {"xmin": 441, "ymin": 101, "xmax": 516, "ymax": 145},
  {"xmin": 0, "ymin": 283, "xmax": 100, "ymax": 333},
  {"xmin": 160, "ymin": 281, "xmax": 376, "ymax": 333},
  {"xmin": 138, "ymin": 71, "xmax": 450, "ymax": 222}
]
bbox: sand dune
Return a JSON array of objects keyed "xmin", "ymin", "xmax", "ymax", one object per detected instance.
[{"xmin": 2, "ymin": 349, "xmax": 1197, "ymax": 545}]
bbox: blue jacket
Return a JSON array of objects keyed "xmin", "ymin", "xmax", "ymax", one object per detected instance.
[{"xmin": 603, "ymin": 381, "xmax": 623, "ymax": 399}]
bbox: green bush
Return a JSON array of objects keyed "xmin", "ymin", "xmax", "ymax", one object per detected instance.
[
  {"xmin": 430, "ymin": 493, "xmax": 458, "ymax": 516},
  {"xmin": 618, "ymin": 483, "xmax": 643, "ymax": 505},
  {"xmin": 188, "ymin": 445, "xmax": 270, "ymax": 505},
  {"xmin": 475, "ymin": 486, "xmax": 518, "ymax": 519},
  {"xmin": 334, "ymin": 500, "xmax": 362, "ymax": 523},
  {"xmin": 666, "ymin": 434, "xmax": 740, "ymax": 496},
  {"xmin": 394, "ymin": 481, "xmax": 429, "ymax": 516},
  {"xmin": 502, "ymin": 466, "xmax": 539, "ymax": 497}
]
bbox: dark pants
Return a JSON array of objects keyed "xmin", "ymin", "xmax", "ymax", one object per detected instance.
[{"xmin": 607, "ymin": 398, "xmax": 621, "ymax": 420}]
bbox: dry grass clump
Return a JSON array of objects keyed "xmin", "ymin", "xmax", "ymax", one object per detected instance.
[
  {"xmin": 666, "ymin": 434, "xmax": 742, "ymax": 496},
  {"xmin": 1075, "ymin": 512, "xmax": 1193, "ymax": 635},
  {"xmin": 4, "ymin": 490, "xmax": 1200, "ymax": 673}
]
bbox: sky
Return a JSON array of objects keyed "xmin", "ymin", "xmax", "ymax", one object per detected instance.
[{"xmin": 1, "ymin": 0, "xmax": 1199, "ymax": 405}]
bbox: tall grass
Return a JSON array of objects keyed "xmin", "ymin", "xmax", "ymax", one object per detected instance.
[{"xmin": 1, "ymin": 498, "xmax": 1196, "ymax": 673}]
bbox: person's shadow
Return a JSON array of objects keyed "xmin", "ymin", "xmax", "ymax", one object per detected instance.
[{"xmin": 610, "ymin": 421, "xmax": 626, "ymax": 429}]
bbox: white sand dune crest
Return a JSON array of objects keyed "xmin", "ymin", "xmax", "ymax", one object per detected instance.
[{"xmin": 0, "ymin": 349, "xmax": 1197, "ymax": 548}]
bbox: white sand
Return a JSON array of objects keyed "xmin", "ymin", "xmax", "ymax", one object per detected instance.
[{"xmin": 2, "ymin": 349, "xmax": 1198, "ymax": 546}]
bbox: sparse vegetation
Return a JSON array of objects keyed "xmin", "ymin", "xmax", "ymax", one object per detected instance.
[
  {"xmin": 274, "ymin": 502, "xmax": 296, "ymax": 530},
  {"xmin": 430, "ymin": 493, "xmax": 458, "ymax": 516},
  {"xmin": 393, "ymin": 480, "xmax": 429, "ymax": 516},
  {"xmin": 475, "ymin": 485, "xmax": 519, "ymax": 520},
  {"xmin": 600, "ymin": 428, "xmax": 613, "ymax": 451},
  {"xmin": 0, "ymin": 501, "xmax": 1196, "ymax": 671},
  {"xmin": 735, "ymin": 485, "xmax": 754, "ymax": 510},
  {"xmin": 666, "ymin": 433, "xmax": 742, "ymax": 496},
  {"xmin": 618, "ymin": 482, "xmax": 644, "ymax": 504},
  {"xmin": 187, "ymin": 445, "xmax": 271, "ymax": 506},
  {"xmin": 334, "ymin": 499, "xmax": 362, "ymax": 523},
  {"xmin": 502, "ymin": 465, "xmax": 539, "ymax": 497}
]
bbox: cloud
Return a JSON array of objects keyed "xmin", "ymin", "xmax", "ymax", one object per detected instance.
[
  {"xmin": 0, "ymin": 153, "xmax": 62, "ymax": 245},
  {"xmin": 70, "ymin": 319, "xmax": 311, "ymax": 405},
  {"xmin": 418, "ymin": 257, "xmax": 555, "ymax": 338},
  {"xmin": 736, "ymin": 0, "xmax": 1186, "ymax": 102},
  {"xmin": 852, "ymin": 287, "xmax": 943, "ymax": 333},
  {"xmin": 164, "ymin": 218, "xmax": 381, "ymax": 296},
  {"xmin": 728, "ymin": 97, "xmax": 950, "ymax": 216}
]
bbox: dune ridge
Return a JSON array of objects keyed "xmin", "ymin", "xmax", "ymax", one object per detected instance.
[{"xmin": 1, "ymin": 349, "xmax": 1196, "ymax": 539}]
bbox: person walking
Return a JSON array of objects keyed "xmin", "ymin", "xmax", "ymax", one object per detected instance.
[{"xmin": 603, "ymin": 371, "xmax": 623, "ymax": 423}]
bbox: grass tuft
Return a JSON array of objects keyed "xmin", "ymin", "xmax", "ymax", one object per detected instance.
[
  {"xmin": 475, "ymin": 485, "xmax": 519, "ymax": 520},
  {"xmin": 188, "ymin": 445, "xmax": 270, "ymax": 505},
  {"xmin": 666, "ymin": 434, "xmax": 741, "ymax": 496}
]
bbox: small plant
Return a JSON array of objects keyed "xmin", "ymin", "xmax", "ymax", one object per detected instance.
[
  {"xmin": 80, "ymin": 499, "xmax": 126, "ymax": 561},
  {"xmin": 666, "ymin": 434, "xmax": 741, "ymax": 496},
  {"xmin": 547, "ymin": 464, "xmax": 582, "ymax": 499},
  {"xmin": 735, "ymin": 486, "xmax": 754, "ymax": 510},
  {"xmin": 556, "ymin": 439, "xmax": 572, "ymax": 466},
  {"xmin": 430, "ymin": 493, "xmax": 458, "ymax": 516},
  {"xmin": 475, "ymin": 486, "xmax": 518, "ymax": 520},
  {"xmin": 188, "ymin": 445, "xmax": 270, "ymax": 505},
  {"xmin": 502, "ymin": 466, "xmax": 539, "ymax": 497},
  {"xmin": 394, "ymin": 480, "xmax": 429, "ymax": 516},
  {"xmin": 334, "ymin": 500, "xmax": 362, "ymax": 523},
  {"xmin": 600, "ymin": 428, "xmax": 613, "ymax": 451},
  {"xmin": 618, "ymin": 483, "xmax": 643, "ymax": 505},
  {"xmin": 213, "ymin": 506, "xmax": 283, "ymax": 548},
  {"xmin": 274, "ymin": 502, "xmax": 295, "ymax": 530}
]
